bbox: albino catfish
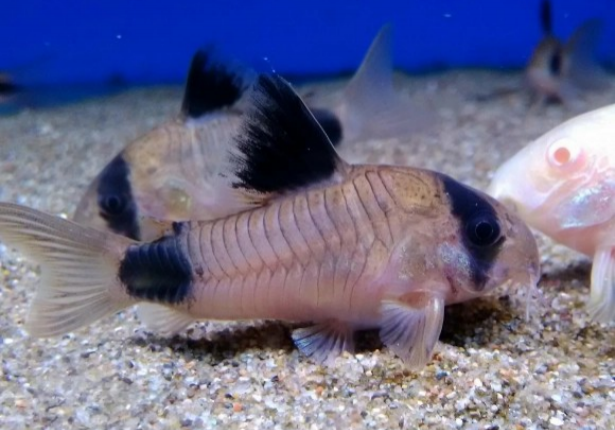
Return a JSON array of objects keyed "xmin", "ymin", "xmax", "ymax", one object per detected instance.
[
  {"xmin": 0, "ymin": 75, "xmax": 538, "ymax": 368},
  {"xmin": 489, "ymin": 104, "xmax": 615, "ymax": 323}
]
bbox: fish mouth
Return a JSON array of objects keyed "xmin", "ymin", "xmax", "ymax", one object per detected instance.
[{"xmin": 497, "ymin": 257, "xmax": 542, "ymax": 318}]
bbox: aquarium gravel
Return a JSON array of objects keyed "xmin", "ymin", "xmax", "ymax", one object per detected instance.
[{"xmin": 0, "ymin": 71, "xmax": 613, "ymax": 430}]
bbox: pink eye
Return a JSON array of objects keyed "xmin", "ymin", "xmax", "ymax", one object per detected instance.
[
  {"xmin": 552, "ymin": 147, "xmax": 571, "ymax": 165},
  {"xmin": 546, "ymin": 138, "xmax": 584, "ymax": 171}
]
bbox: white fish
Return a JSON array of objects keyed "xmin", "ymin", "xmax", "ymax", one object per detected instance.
[{"xmin": 488, "ymin": 103, "xmax": 615, "ymax": 322}]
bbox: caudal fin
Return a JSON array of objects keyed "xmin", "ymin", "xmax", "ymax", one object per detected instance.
[
  {"xmin": 336, "ymin": 24, "xmax": 434, "ymax": 143},
  {"xmin": 565, "ymin": 19, "xmax": 611, "ymax": 91},
  {"xmin": 0, "ymin": 203, "xmax": 134, "ymax": 336}
]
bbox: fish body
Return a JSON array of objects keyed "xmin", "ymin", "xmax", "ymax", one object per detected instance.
[
  {"xmin": 0, "ymin": 75, "xmax": 538, "ymax": 369},
  {"xmin": 525, "ymin": 0, "xmax": 610, "ymax": 104},
  {"xmin": 73, "ymin": 25, "xmax": 434, "ymax": 241},
  {"xmin": 488, "ymin": 103, "xmax": 615, "ymax": 322},
  {"xmin": 74, "ymin": 113, "xmax": 244, "ymax": 239}
]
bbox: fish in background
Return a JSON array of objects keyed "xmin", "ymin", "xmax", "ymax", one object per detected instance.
[
  {"xmin": 298, "ymin": 23, "xmax": 433, "ymax": 144},
  {"xmin": 525, "ymin": 0, "xmax": 611, "ymax": 104},
  {"xmin": 0, "ymin": 54, "xmax": 126, "ymax": 115},
  {"xmin": 0, "ymin": 73, "xmax": 19, "ymax": 101},
  {"xmin": 0, "ymin": 73, "xmax": 23, "ymax": 115},
  {"xmin": 0, "ymin": 74, "xmax": 539, "ymax": 368},
  {"xmin": 73, "ymin": 24, "xmax": 434, "ymax": 241},
  {"xmin": 488, "ymin": 104, "xmax": 615, "ymax": 323}
]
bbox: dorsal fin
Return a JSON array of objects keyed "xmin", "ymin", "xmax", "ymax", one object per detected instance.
[
  {"xmin": 180, "ymin": 49, "xmax": 246, "ymax": 118},
  {"xmin": 331, "ymin": 24, "xmax": 434, "ymax": 143},
  {"xmin": 161, "ymin": 74, "xmax": 350, "ymax": 219},
  {"xmin": 228, "ymin": 74, "xmax": 349, "ymax": 200},
  {"xmin": 540, "ymin": 0, "xmax": 553, "ymax": 36}
]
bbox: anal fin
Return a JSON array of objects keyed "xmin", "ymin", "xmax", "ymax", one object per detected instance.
[
  {"xmin": 291, "ymin": 321, "xmax": 355, "ymax": 364},
  {"xmin": 380, "ymin": 293, "xmax": 444, "ymax": 369},
  {"xmin": 589, "ymin": 246, "xmax": 615, "ymax": 322},
  {"xmin": 137, "ymin": 303, "xmax": 195, "ymax": 336}
]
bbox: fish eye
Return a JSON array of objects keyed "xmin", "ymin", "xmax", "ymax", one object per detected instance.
[
  {"xmin": 466, "ymin": 213, "xmax": 501, "ymax": 247},
  {"xmin": 99, "ymin": 194, "xmax": 127, "ymax": 216},
  {"xmin": 546, "ymin": 138, "xmax": 584, "ymax": 171}
]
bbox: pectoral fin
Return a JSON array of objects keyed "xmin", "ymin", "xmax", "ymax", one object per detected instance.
[
  {"xmin": 589, "ymin": 246, "xmax": 615, "ymax": 322},
  {"xmin": 291, "ymin": 321, "xmax": 355, "ymax": 364},
  {"xmin": 380, "ymin": 293, "xmax": 444, "ymax": 369}
]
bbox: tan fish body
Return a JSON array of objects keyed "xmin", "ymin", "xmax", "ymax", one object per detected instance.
[
  {"xmin": 488, "ymin": 104, "xmax": 615, "ymax": 322},
  {"xmin": 74, "ymin": 24, "xmax": 433, "ymax": 242},
  {"xmin": 525, "ymin": 0, "xmax": 610, "ymax": 104},
  {"xmin": 0, "ymin": 75, "xmax": 538, "ymax": 368},
  {"xmin": 74, "ymin": 113, "xmax": 244, "ymax": 239}
]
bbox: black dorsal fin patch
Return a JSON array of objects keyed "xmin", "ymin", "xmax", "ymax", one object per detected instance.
[
  {"xmin": 540, "ymin": 0, "xmax": 553, "ymax": 36},
  {"xmin": 230, "ymin": 75, "xmax": 346, "ymax": 195},
  {"xmin": 181, "ymin": 49, "xmax": 246, "ymax": 118}
]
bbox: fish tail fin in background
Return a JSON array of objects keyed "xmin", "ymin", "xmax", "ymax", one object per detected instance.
[
  {"xmin": 334, "ymin": 24, "xmax": 434, "ymax": 143},
  {"xmin": 0, "ymin": 203, "xmax": 135, "ymax": 337},
  {"xmin": 564, "ymin": 19, "xmax": 611, "ymax": 91}
]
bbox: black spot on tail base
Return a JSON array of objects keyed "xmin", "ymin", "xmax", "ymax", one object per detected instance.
[
  {"xmin": 97, "ymin": 154, "xmax": 141, "ymax": 240},
  {"xmin": 231, "ymin": 74, "xmax": 341, "ymax": 194},
  {"xmin": 119, "ymin": 229, "xmax": 193, "ymax": 304},
  {"xmin": 311, "ymin": 108, "xmax": 343, "ymax": 146},
  {"xmin": 440, "ymin": 174, "xmax": 505, "ymax": 290},
  {"xmin": 181, "ymin": 49, "xmax": 246, "ymax": 118}
]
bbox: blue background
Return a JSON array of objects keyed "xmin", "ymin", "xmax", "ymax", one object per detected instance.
[{"xmin": 3, "ymin": 1, "xmax": 615, "ymax": 86}]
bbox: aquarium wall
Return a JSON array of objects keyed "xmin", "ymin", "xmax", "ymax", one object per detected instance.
[{"xmin": 4, "ymin": 0, "xmax": 615, "ymax": 86}]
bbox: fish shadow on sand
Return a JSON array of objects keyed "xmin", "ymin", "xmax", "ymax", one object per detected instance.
[
  {"xmin": 438, "ymin": 296, "xmax": 520, "ymax": 348},
  {"xmin": 128, "ymin": 321, "xmax": 297, "ymax": 365},
  {"xmin": 128, "ymin": 297, "xmax": 520, "ymax": 363},
  {"xmin": 539, "ymin": 260, "xmax": 591, "ymax": 291}
]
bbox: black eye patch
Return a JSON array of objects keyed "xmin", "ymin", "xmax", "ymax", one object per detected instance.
[
  {"xmin": 96, "ymin": 154, "xmax": 141, "ymax": 240},
  {"xmin": 440, "ymin": 174, "xmax": 505, "ymax": 290}
]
